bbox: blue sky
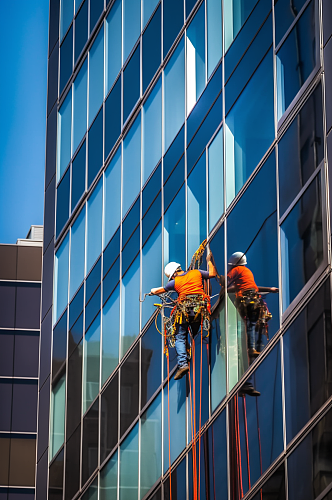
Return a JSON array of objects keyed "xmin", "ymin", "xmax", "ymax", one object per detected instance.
[{"xmin": 0, "ymin": 1, "xmax": 49, "ymax": 244}]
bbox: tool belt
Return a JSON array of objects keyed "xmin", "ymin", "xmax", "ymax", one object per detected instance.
[{"xmin": 235, "ymin": 289, "xmax": 272, "ymax": 336}]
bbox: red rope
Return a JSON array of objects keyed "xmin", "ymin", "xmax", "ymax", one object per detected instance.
[
  {"xmin": 166, "ymin": 336, "xmax": 172, "ymax": 500},
  {"xmin": 243, "ymin": 396, "xmax": 251, "ymax": 490},
  {"xmin": 198, "ymin": 317, "xmax": 203, "ymax": 500}
]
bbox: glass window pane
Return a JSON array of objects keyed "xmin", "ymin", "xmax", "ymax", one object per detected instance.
[
  {"xmin": 105, "ymin": 76, "xmax": 121, "ymax": 159},
  {"xmin": 275, "ymin": 0, "xmax": 307, "ymax": 46},
  {"xmin": 142, "ymin": 223, "xmax": 162, "ymax": 326},
  {"xmin": 65, "ymin": 424, "xmax": 81, "ymax": 500},
  {"xmin": 83, "ymin": 314, "xmax": 101, "ymax": 412},
  {"xmin": 143, "ymin": 163, "xmax": 161, "ymax": 214},
  {"xmin": 66, "ymin": 341, "xmax": 83, "ymax": 438},
  {"xmin": 49, "ymin": 448, "xmax": 64, "ymax": 500},
  {"xmin": 81, "ymin": 478, "xmax": 98, "ymax": 500},
  {"xmin": 207, "ymin": 0, "xmax": 222, "ymax": 78},
  {"xmin": 252, "ymin": 463, "xmax": 286, "ymax": 500},
  {"xmin": 52, "ymin": 311, "xmax": 67, "ymax": 379},
  {"xmin": 90, "ymin": 0, "xmax": 104, "ymax": 33},
  {"xmin": 142, "ymin": 192, "xmax": 161, "ymax": 245},
  {"xmin": 69, "ymin": 304, "xmax": 84, "ymax": 356},
  {"xmin": 123, "ymin": 0, "xmax": 140, "ymax": 62},
  {"xmin": 73, "ymin": 59, "xmax": 87, "ymax": 154},
  {"xmin": 187, "ymin": 153, "xmax": 207, "ymax": 263},
  {"xmin": 142, "ymin": 5, "xmax": 161, "ymax": 93},
  {"xmin": 163, "ymin": 0, "xmax": 184, "ymax": 57},
  {"xmin": 140, "ymin": 393, "xmax": 162, "ymax": 498},
  {"xmin": 276, "ymin": 1, "xmax": 317, "ymax": 121},
  {"xmin": 104, "ymin": 150, "xmax": 121, "ymax": 250},
  {"xmin": 163, "ymin": 376, "xmax": 186, "ymax": 472},
  {"xmin": 141, "ymin": 322, "xmax": 162, "ymax": 408},
  {"xmin": 85, "ymin": 285, "xmax": 101, "ymax": 332},
  {"xmin": 71, "ymin": 141, "xmax": 86, "ymax": 211},
  {"xmin": 143, "ymin": 0, "xmax": 159, "ymax": 28},
  {"xmin": 102, "ymin": 287, "xmax": 120, "ymax": 385},
  {"xmin": 106, "ymin": 0, "xmax": 122, "ymax": 94},
  {"xmin": 120, "ymin": 345, "xmax": 139, "ymax": 437},
  {"xmin": 60, "ymin": 27, "xmax": 73, "ymax": 94},
  {"xmin": 54, "ymin": 233, "xmax": 69, "ymax": 323},
  {"xmin": 164, "ymin": 37, "xmax": 185, "ymax": 152},
  {"xmin": 278, "ymin": 84, "xmax": 324, "ymax": 216},
  {"xmin": 143, "ymin": 78, "xmax": 162, "ymax": 183},
  {"xmin": 86, "ymin": 258, "xmax": 101, "ymax": 304},
  {"xmin": 164, "ymin": 125, "xmax": 184, "ymax": 180},
  {"xmin": 186, "ymin": 3, "xmax": 205, "ymax": 115},
  {"xmin": 100, "ymin": 374, "xmax": 118, "ymax": 462},
  {"xmin": 164, "ymin": 457, "xmax": 186, "ymax": 499},
  {"xmin": 225, "ymin": 49, "xmax": 274, "ymax": 206},
  {"xmin": 88, "ymin": 108, "xmax": 103, "ymax": 188},
  {"xmin": 122, "ymin": 227, "xmax": 140, "ymax": 275},
  {"xmin": 123, "ymin": 44, "xmax": 140, "ymax": 124},
  {"xmin": 57, "ymin": 90, "xmax": 72, "ymax": 183},
  {"xmin": 281, "ymin": 174, "xmax": 323, "ymax": 311},
  {"xmin": 70, "ymin": 206, "xmax": 86, "ymax": 300},
  {"xmin": 123, "ymin": 115, "xmax": 141, "ymax": 216},
  {"xmin": 206, "ymin": 411, "xmax": 228, "ymax": 499},
  {"xmin": 74, "ymin": 0, "xmax": 88, "ymax": 62},
  {"xmin": 208, "ymin": 127, "xmax": 223, "ymax": 231},
  {"xmin": 224, "ymin": 0, "xmax": 259, "ymax": 52},
  {"xmin": 60, "ymin": 0, "xmax": 74, "ymax": 39},
  {"xmin": 82, "ymin": 400, "xmax": 99, "ymax": 485},
  {"xmin": 56, "ymin": 168, "xmax": 70, "ymax": 238},
  {"xmin": 87, "ymin": 178, "xmax": 103, "ymax": 274},
  {"xmin": 50, "ymin": 375, "xmax": 66, "ymax": 460},
  {"xmin": 89, "ymin": 27, "xmax": 104, "ymax": 126},
  {"xmin": 164, "ymin": 156, "xmax": 185, "ymax": 211},
  {"xmin": 119, "ymin": 423, "xmax": 139, "ymax": 500},
  {"xmin": 104, "ymin": 229, "xmax": 120, "ymax": 276},
  {"xmin": 164, "ymin": 186, "xmax": 186, "ymax": 277},
  {"xmin": 100, "ymin": 450, "xmax": 118, "ymax": 500},
  {"xmin": 104, "ymin": 258, "xmax": 120, "ymax": 304},
  {"xmin": 121, "ymin": 256, "xmax": 140, "ymax": 357},
  {"xmin": 123, "ymin": 200, "xmax": 140, "ymax": 248}
]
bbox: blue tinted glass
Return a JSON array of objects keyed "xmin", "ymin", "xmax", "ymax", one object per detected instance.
[
  {"xmin": 85, "ymin": 285, "xmax": 101, "ymax": 331},
  {"xmin": 105, "ymin": 76, "xmax": 121, "ymax": 159},
  {"xmin": 277, "ymin": 1, "xmax": 317, "ymax": 120},
  {"xmin": 69, "ymin": 284, "xmax": 84, "ymax": 330},
  {"xmin": 106, "ymin": 0, "xmax": 122, "ymax": 94},
  {"xmin": 57, "ymin": 89, "xmax": 72, "ymax": 182},
  {"xmin": 143, "ymin": 0, "xmax": 159, "ymax": 27},
  {"xmin": 89, "ymin": 27, "xmax": 104, "ymax": 126},
  {"xmin": 119, "ymin": 423, "xmax": 139, "ymax": 500},
  {"xmin": 88, "ymin": 108, "xmax": 103, "ymax": 188},
  {"xmin": 102, "ymin": 286, "xmax": 120, "ymax": 385},
  {"xmin": 187, "ymin": 63, "xmax": 222, "ymax": 144},
  {"xmin": 122, "ymin": 227, "xmax": 140, "ymax": 275},
  {"xmin": 56, "ymin": 168, "xmax": 70, "ymax": 238},
  {"xmin": 123, "ymin": 44, "xmax": 140, "ymax": 124},
  {"xmin": 104, "ymin": 147, "xmax": 121, "ymax": 247},
  {"xmin": 275, "ymin": 0, "xmax": 307, "ymax": 46},
  {"xmin": 76, "ymin": 0, "xmax": 84, "ymax": 13},
  {"xmin": 52, "ymin": 310, "xmax": 67, "ymax": 378},
  {"xmin": 142, "ymin": 6, "xmax": 161, "ymax": 93},
  {"xmin": 70, "ymin": 206, "xmax": 86, "ymax": 300},
  {"xmin": 143, "ymin": 78, "xmax": 162, "ymax": 183},
  {"xmin": 71, "ymin": 141, "xmax": 86, "ymax": 211},
  {"xmin": 164, "ymin": 38, "xmax": 185, "ymax": 151},
  {"xmin": 75, "ymin": 0, "xmax": 88, "ymax": 62},
  {"xmin": 186, "ymin": 0, "xmax": 196, "ymax": 16},
  {"xmin": 207, "ymin": 0, "xmax": 222, "ymax": 78},
  {"xmin": 143, "ymin": 163, "xmax": 161, "ymax": 214},
  {"xmin": 141, "ymin": 321, "xmax": 162, "ymax": 407},
  {"xmin": 281, "ymin": 174, "xmax": 323, "ymax": 311},
  {"xmin": 86, "ymin": 258, "xmax": 101, "ymax": 304},
  {"xmin": 164, "ymin": 458, "xmax": 186, "ymax": 499},
  {"xmin": 103, "ymin": 229, "xmax": 120, "ymax": 277},
  {"xmin": 163, "ymin": 376, "xmax": 186, "ymax": 472},
  {"xmin": 186, "ymin": 3, "xmax": 205, "ymax": 115},
  {"xmin": 208, "ymin": 127, "xmax": 223, "ymax": 231},
  {"xmin": 187, "ymin": 92, "xmax": 222, "ymax": 174},
  {"xmin": 73, "ymin": 59, "xmax": 87, "ymax": 154},
  {"xmin": 225, "ymin": 50, "xmax": 274, "ymax": 205},
  {"xmin": 123, "ymin": 198, "xmax": 140, "ymax": 247},
  {"xmin": 187, "ymin": 154, "xmax": 207, "ymax": 261},
  {"xmin": 142, "ymin": 193, "xmax": 161, "ymax": 245},
  {"xmin": 140, "ymin": 393, "xmax": 162, "ymax": 497},
  {"xmin": 164, "ymin": 126, "xmax": 184, "ymax": 180},
  {"xmin": 121, "ymin": 256, "xmax": 140, "ymax": 357},
  {"xmin": 83, "ymin": 314, "xmax": 100, "ymax": 411},
  {"xmin": 60, "ymin": 27, "xmax": 73, "ymax": 94},
  {"xmin": 82, "ymin": 478, "xmax": 98, "ymax": 500},
  {"xmin": 123, "ymin": 0, "xmax": 140, "ymax": 62},
  {"xmin": 50, "ymin": 375, "xmax": 66, "ymax": 459},
  {"xmin": 54, "ymin": 233, "xmax": 69, "ymax": 323},
  {"xmin": 90, "ymin": 0, "xmax": 104, "ymax": 33},
  {"xmin": 123, "ymin": 115, "xmax": 141, "ymax": 216},
  {"xmin": 69, "ymin": 314, "xmax": 83, "ymax": 359},
  {"xmin": 225, "ymin": 0, "xmax": 270, "ymax": 81},
  {"xmin": 87, "ymin": 178, "xmax": 103, "ymax": 273},
  {"xmin": 188, "ymin": 335, "xmax": 209, "ymax": 438},
  {"xmin": 164, "ymin": 156, "xmax": 185, "ymax": 211},
  {"xmin": 164, "ymin": 186, "xmax": 186, "ymax": 278},
  {"xmin": 103, "ymin": 257, "xmax": 120, "ymax": 303},
  {"xmin": 225, "ymin": 14, "xmax": 272, "ymax": 114},
  {"xmin": 100, "ymin": 450, "xmax": 118, "ymax": 500},
  {"xmin": 224, "ymin": 0, "xmax": 259, "ymax": 51},
  {"xmin": 163, "ymin": 0, "xmax": 184, "ymax": 57},
  {"xmin": 207, "ymin": 411, "xmax": 228, "ymax": 498},
  {"xmin": 60, "ymin": 0, "xmax": 74, "ymax": 39},
  {"xmin": 142, "ymin": 223, "xmax": 162, "ymax": 325}
]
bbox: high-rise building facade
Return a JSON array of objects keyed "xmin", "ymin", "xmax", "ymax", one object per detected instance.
[
  {"xmin": 0, "ymin": 226, "xmax": 43, "ymax": 500},
  {"xmin": 38, "ymin": 0, "xmax": 332, "ymax": 499}
]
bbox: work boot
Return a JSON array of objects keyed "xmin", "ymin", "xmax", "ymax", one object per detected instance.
[
  {"xmin": 248, "ymin": 348, "xmax": 260, "ymax": 358},
  {"xmin": 174, "ymin": 365, "xmax": 189, "ymax": 380},
  {"xmin": 239, "ymin": 383, "xmax": 260, "ymax": 397}
]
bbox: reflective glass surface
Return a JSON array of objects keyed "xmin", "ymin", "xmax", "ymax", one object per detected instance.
[
  {"xmin": 164, "ymin": 156, "xmax": 185, "ymax": 211},
  {"xmin": 50, "ymin": 375, "xmax": 66, "ymax": 460},
  {"xmin": 106, "ymin": 0, "xmax": 122, "ymax": 94},
  {"xmin": 187, "ymin": 154, "xmax": 207, "ymax": 262},
  {"xmin": 71, "ymin": 141, "xmax": 86, "ymax": 211},
  {"xmin": 142, "ymin": 223, "xmax": 162, "ymax": 326},
  {"xmin": 88, "ymin": 108, "xmax": 103, "ymax": 187},
  {"xmin": 120, "ymin": 344, "xmax": 139, "ymax": 437},
  {"xmin": 89, "ymin": 27, "xmax": 104, "ymax": 126},
  {"xmin": 186, "ymin": 3, "xmax": 205, "ymax": 115},
  {"xmin": 143, "ymin": 78, "xmax": 162, "ymax": 184},
  {"xmin": 207, "ymin": 0, "xmax": 222, "ymax": 78},
  {"xmin": 85, "ymin": 285, "xmax": 101, "ymax": 331},
  {"xmin": 52, "ymin": 311, "xmax": 67, "ymax": 379},
  {"xmin": 66, "ymin": 341, "xmax": 83, "ymax": 439},
  {"xmin": 206, "ymin": 410, "xmax": 228, "ymax": 499},
  {"xmin": 163, "ymin": 376, "xmax": 186, "ymax": 472},
  {"xmin": 122, "ymin": 226, "xmax": 140, "ymax": 275},
  {"xmin": 60, "ymin": 0, "xmax": 74, "ymax": 40},
  {"xmin": 119, "ymin": 423, "xmax": 139, "ymax": 500},
  {"xmin": 70, "ymin": 206, "xmax": 85, "ymax": 300},
  {"xmin": 82, "ymin": 400, "xmax": 99, "ymax": 485},
  {"xmin": 275, "ymin": 0, "xmax": 307, "ymax": 46},
  {"xmin": 164, "ymin": 125, "xmax": 184, "ymax": 180},
  {"xmin": 104, "ymin": 148, "xmax": 121, "ymax": 248},
  {"xmin": 281, "ymin": 173, "xmax": 323, "ymax": 311},
  {"xmin": 100, "ymin": 374, "xmax": 118, "ymax": 463},
  {"xmin": 102, "ymin": 286, "xmax": 120, "ymax": 385},
  {"xmin": 224, "ymin": 0, "xmax": 259, "ymax": 51},
  {"xmin": 123, "ymin": 115, "xmax": 141, "ymax": 216},
  {"xmin": 74, "ymin": 0, "xmax": 88, "ymax": 62},
  {"xmin": 123, "ymin": 44, "xmax": 140, "ymax": 123},
  {"xmin": 164, "ymin": 38, "xmax": 185, "ymax": 152},
  {"xmin": 208, "ymin": 127, "xmax": 223, "ymax": 231},
  {"xmin": 143, "ymin": 163, "xmax": 161, "ymax": 214},
  {"xmin": 104, "ymin": 229, "xmax": 120, "ymax": 276},
  {"xmin": 163, "ymin": 0, "xmax": 183, "ymax": 57},
  {"xmin": 121, "ymin": 256, "xmax": 140, "ymax": 357},
  {"xmin": 49, "ymin": 448, "xmax": 64, "ymax": 500},
  {"xmin": 83, "ymin": 314, "xmax": 101, "ymax": 412},
  {"xmin": 141, "ymin": 321, "xmax": 162, "ymax": 408},
  {"xmin": 104, "ymin": 258, "xmax": 120, "ymax": 304},
  {"xmin": 73, "ymin": 59, "xmax": 87, "ymax": 154},
  {"xmin": 143, "ymin": 0, "xmax": 159, "ymax": 27},
  {"xmin": 90, "ymin": 0, "xmax": 104, "ymax": 32},
  {"xmin": 123, "ymin": 0, "xmax": 140, "ymax": 62},
  {"xmin": 86, "ymin": 178, "xmax": 103, "ymax": 274},
  {"xmin": 164, "ymin": 186, "xmax": 186, "ymax": 278},
  {"xmin": 276, "ymin": 0, "xmax": 317, "ymax": 120},
  {"xmin": 56, "ymin": 168, "xmax": 70, "ymax": 238},
  {"xmin": 142, "ymin": 5, "xmax": 161, "ymax": 93},
  {"xmin": 57, "ymin": 90, "xmax": 72, "ymax": 182},
  {"xmin": 60, "ymin": 27, "xmax": 73, "ymax": 94},
  {"xmin": 54, "ymin": 233, "xmax": 69, "ymax": 323},
  {"xmin": 105, "ymin": 76, "xmax": 121, "ymax": 159},
  {"xmin": 65, "ymin": 424, "xmax": 81, "ymax": 500},
  {"xmin": 164, "ymin": 457, "xmax": 186, "ymax": 500},
  {"xmin": 100, "ymin": 450, "xmax": 118, "ymax": 500},
  {"xmin": 122, "ymin": 198, "xmax": 140, "ymax": 248},
  {"xmin": 252, "ymin": 463, "xmax": 285, "ymax": 500}
]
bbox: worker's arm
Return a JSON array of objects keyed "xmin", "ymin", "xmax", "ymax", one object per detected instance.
[
  {"xmin": 258, "ymin": 286, "xmax": 279, "ymax": 293},
  {"xmin": 150, "ymin": 287, "xmax": 166, "ymax": 295},
  {"xmin": 206, "ymin": 252, "xmax": 217, "ymax": 277}
]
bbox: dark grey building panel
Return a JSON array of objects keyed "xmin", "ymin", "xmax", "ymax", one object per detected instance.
[
  {"xmin": 37, "ymin": 376, "xmax": 51, "ymax": 462},
  {"xmin": 39, "ymin": 308, "xmax": 52, "ymax": 388},
  {"xmin": 324, "ymin": 36, "xmax": 332, "ymax": 134},
  {"xmin": 43, "ymin": 176, "xmax": 55, "ymax": 253},
  {"xmin": 41, "ymin": 240, "xmax": 54, "ymax": 321},
  {"xmin": 45, "ymin": 106, "xmax": 57, "ymax": 190}
]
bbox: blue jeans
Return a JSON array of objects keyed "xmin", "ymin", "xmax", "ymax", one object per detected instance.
[{"xmin": 175, "ymin": 316, "xmax": 201, "ymax": 368}]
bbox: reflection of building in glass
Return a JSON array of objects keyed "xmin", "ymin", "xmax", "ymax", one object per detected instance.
[
  {"xmin": 37, "ymin": 0, "xmax": 332, "ymax": 499},
  {"xmin": 0, "ymin": 226, "xmax": 43, "ymax": 499}
]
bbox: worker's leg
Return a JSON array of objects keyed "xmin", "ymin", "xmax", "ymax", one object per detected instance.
[
  {"xmin": 246, "ymin": 318, "xmax": 256, "ymax": 351},
  {"xmin": 175, "ymin": 323, "xmax": 189, "ymax": 368}
]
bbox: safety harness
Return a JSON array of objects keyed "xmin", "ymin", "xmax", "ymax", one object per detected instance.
[{"xmin": 235, "ymin": 290, "xmax": 272, "ymax": 339}]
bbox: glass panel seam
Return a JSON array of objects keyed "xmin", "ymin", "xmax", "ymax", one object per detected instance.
[{"xmin": 274, "ymin": 0, "xmax": 315, "ymax": 53}]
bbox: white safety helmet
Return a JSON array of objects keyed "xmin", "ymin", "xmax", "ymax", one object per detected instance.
[
  {"xmin": 164, "ymin": 262, "xmax": 181, "ymax": 281},
  {"xmin": 228, "ymin": 252, "xmax": 247, "ymax": 267}
]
